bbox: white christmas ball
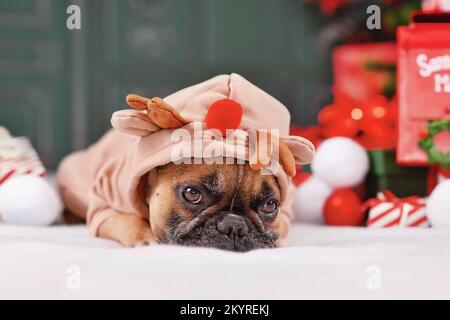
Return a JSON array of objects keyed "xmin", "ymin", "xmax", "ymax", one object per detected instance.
[
  {"xmin": 427, "ymin": 180, "xmax": 450, "ymax": 228},
  {"xmin": 312, "ymin": 137, "xmax": 369, "ymax": 188},
  {"xmin": 293, "ymin": 176, "xmax": 333, "ymax": 224},
  {"xmin": 0, "ymin": 175, "xmax": 62, "ymax": 226}
]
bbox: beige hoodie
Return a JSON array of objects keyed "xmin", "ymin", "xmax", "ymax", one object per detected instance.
[{"xmin": 57, "ymin": 74, "xmax": 314, "ymax": 237}]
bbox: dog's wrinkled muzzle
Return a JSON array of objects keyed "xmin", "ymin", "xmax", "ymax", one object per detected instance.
[{"xmin": 168, "ymin": 211, "xmax": 277, "ymax": 252}]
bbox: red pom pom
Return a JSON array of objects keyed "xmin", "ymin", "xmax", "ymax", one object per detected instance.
[
  {"xmin": 323, "ymin": 189, "xmax": 364, "ymax": 226},
  {"xmin": 205, "ymin": 99, "xmax": 243, "ymax": 136}
]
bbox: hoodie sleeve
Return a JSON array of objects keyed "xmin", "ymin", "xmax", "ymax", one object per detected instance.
[
  {"xmin": 86, "ymin": 157, "xmax": 125, "ymax": 235},
  {"xmin": 63, "ymin": 130, "xmax": 147, "ymax": 236},
  {"xmin": 57, "ymin": 130, "xmax": 134, "ymax": 225},
  {"xmin": 86, "ymin": 146, "xmax": 149, "ymax": 236}
]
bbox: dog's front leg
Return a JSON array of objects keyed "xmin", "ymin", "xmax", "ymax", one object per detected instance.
[{"xmin": 98, "ymin": 214, "xmax": 154, "ymax": 247}]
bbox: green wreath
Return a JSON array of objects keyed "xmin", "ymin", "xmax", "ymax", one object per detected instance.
[{"xmin": 418, "ymin": 119, "xmax": 450, "ymax": 169}]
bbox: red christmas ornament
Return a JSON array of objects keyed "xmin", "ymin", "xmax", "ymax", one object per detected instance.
[
  {"xmin": 323, "ymin": 189, "xmax": 364, "ymax": 226},
  {"xmin": 205, "ymin": 98, "xmax": 243, "ymax": 136}
]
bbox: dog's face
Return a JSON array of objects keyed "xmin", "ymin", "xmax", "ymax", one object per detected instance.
[{"xmin": 147, "ymin": 162, "xmax": 284, "ymax": 252}]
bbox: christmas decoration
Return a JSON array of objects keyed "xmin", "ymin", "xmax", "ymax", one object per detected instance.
[
  {"xmin": 397, "ymin": 11, "xmax": 450, "ymax": 165},
  {"xmin": 318, "ymin": 91, "xmax": 398, "ymax": 150},
  {"xmin": 0, "ymin": 128, "xmax": 61, "ymax": 226},
  {"xmin": 312, "ymin": 137, "xmax": 369, "ymax": 188},
  {"xmin": 0, "ymin": 135, "xmax": 46, "ymax": 184},
  {"xmin": 293, "ymin": 137, "xmax": 368, "ymax": 225},
  {"xmin": 332, "ymin": 43, "xmax": 397, "ymax": 101},
  {"xmin": 0, "ymin": 175, "xmax": 62, "ymax": 226},
  {"xmin": 365, "ymin": 190, "xmax": 429, "ymax": 228},
  {"xmin": 426, "ymin": 180, "xmax": 450, "ymax": 227},
  {"xmin": 293, "ymin": 176, "xmax": 333, "ymax": 224},
  {"xmin": 324, "ymin": 189, "xmax": 364, "ymax": 226},
  {"xmin": 418, "ymin": 119, "xmax": 450, "ymax": 169}
]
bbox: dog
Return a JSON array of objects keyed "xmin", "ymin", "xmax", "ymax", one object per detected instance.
[
  {"xmin": 57, "ymin": 74, "xmax": 314, "ymax": 252},
  {"xmin": 98, "ymin": 161, "xmax": 287, "ymax": 251}
]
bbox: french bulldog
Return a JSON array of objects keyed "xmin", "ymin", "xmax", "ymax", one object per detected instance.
[
  {"xmin": 98, "ymin": 161, "xmax": 287, "ymax": 252},
  {"xmin": 57, "ymin": 75, "xmax": 314, "ymax": 252}
]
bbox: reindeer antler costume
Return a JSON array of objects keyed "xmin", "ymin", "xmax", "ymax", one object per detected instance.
[{"xmin": 57, "ymin": 74, "xmax": 314, "ymax": 237}]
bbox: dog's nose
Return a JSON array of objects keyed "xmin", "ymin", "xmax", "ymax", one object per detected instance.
[{"xmin": 217, "ymin": 214, "xmax": 248, "ymax": 238}]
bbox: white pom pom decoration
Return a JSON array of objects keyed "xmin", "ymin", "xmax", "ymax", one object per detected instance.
[
  {"xmin": 312, "ymin": 137, "xmax": 369, "ymax": 188},
  {"xmin": 0, "ymin": 175, "xmax": 62, "ymax": 226},
  {"xmin": 427, "ymin": 180, "xmax": 450, "ymax": 228},
  {"xmin": 293, "ymin": 176, "xmax": 333, "ymax": 224}
]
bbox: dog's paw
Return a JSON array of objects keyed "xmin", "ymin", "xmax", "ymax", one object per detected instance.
[
  {"xmin": 122, "ymin": 230, "xmax": 154, "ymax": 248},
  {"xmin": 119, "ymin": 216, "xmax": 155, "ymax": 248},
  {"xmin": 99, "ymin": 214, "xmax": 155, "ymax": 247}
]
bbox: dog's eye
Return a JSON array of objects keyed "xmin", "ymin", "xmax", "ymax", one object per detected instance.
[
  {"xmin": 258, "ymin": 199, "xmax": 279, "ymax": 218},
  {"xmin": 182, "ymin": 186, "xmax": 202, "ymax": 204}
]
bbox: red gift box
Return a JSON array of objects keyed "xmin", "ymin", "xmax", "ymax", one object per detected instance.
[
  {"xmin": 365, "ymin": 190, "xmax": 429, "ymax": 228},
  {"xmin": 397, "ymin": 11, "xmax": 450, "ymax": 166}
]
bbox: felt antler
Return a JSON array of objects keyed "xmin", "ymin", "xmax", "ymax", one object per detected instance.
[
  {"xmin": 126, "ymin": 94, "xmax": 150, "ymax": 110},
  {"xmin": 147, "ymin": 97, "xmax": 188, "ymax": 129},
  {"xmin": 126, "ymin": 94, "xmax": 188, "ymax": 129},
  {"xmin": 278, "ymin": 140, "xmax": 296, "ymax": 177}
]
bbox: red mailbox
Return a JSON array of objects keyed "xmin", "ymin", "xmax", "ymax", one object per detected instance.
[{"xmin": 397, "ymin": 11, "xmax": 450, "ymax": 166}]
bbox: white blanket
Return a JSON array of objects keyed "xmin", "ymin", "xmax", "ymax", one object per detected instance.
[{"xmin": 1, "ymin": 224, "xmax": 449, "ymax": 299}]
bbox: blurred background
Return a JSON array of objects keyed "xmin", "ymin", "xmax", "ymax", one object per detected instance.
[{"xmin": 0, "ymin": 0, "xmax": 420, "ymax": 168}]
